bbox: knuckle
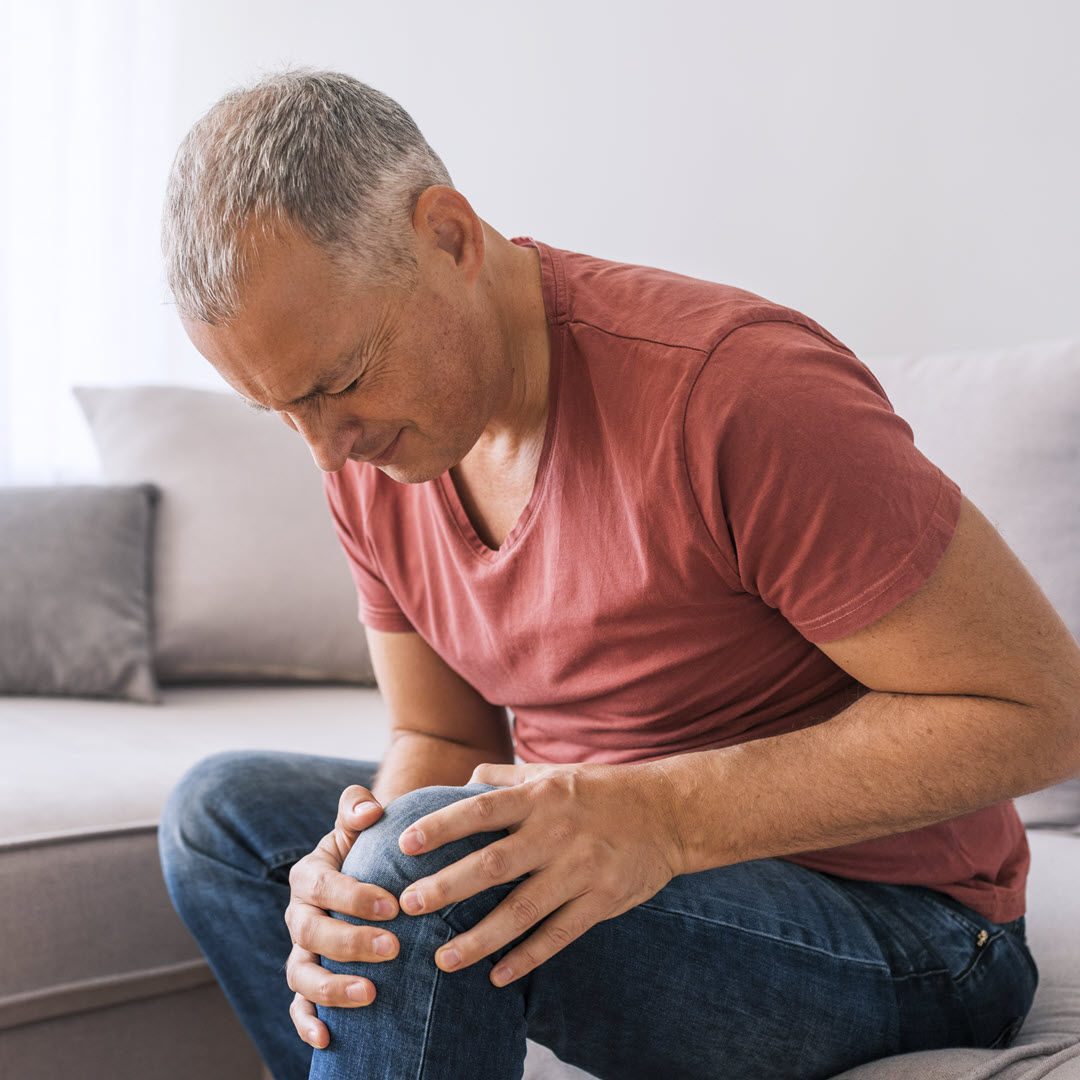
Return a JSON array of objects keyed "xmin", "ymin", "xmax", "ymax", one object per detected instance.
[
  {"xmin": 545, "ymin": 921, "xmax": 575, "ymax": 950},
  {"xmin": 472, "ymin": 791, "xmax": 497, "ymax": 821},
  {"xmin": 293, "ymin": 914, "xmax": 317, "ymax": 947},
  {"xmin": 516, "ymin": 942, "xmax": 543, "ymax": 971},
  {"xmin": 288, "ymin": 860, "xmax": 307, "ymax": 891},
  {"xmin": 313, "ymin": 974, "xmax": 335, "ymax": 1002},
  {"xmin": 595, "ymin": 871, "xmax": 624, "ymax": 903},
  {"xmin": 574, "ymin": 842, "xmax": 604, "ymax": 878},
  {"xmin": 534, "ymin": 775, "xmax": 561, "ymax": 800},
  {"xmin": 478, "ymin": 843, "xmax": 509, "ymax": 881},
  {"xmin": 547, "ymin": 819, "xmax": 575, "ymax": 848},
  {"xmin": 306, "ymin": 874, "xmax": 327, "ymax": 907},
  {"xmin": 573, "ymin": 910, "xmax": 596, "ymax": 939},
  {"xmin": 572, "ymin": 853, "xmax": 598, "ymax": 879},
  {"xmin": 509, "ymin": 894, "xmax": 542, "ymax": 930}
]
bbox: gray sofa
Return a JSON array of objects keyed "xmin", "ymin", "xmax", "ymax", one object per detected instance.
[{"xmin": 1, "ymin": 337, "xmax": 1078, "ymax": 1080}]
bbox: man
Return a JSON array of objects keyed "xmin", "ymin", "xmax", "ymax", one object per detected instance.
[{"xmin": 158, "ymin": 69, "xmax": 1080, "ymax": 1080}]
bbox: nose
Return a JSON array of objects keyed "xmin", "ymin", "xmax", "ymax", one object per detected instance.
[{"xmin": 281, "ymin": 410, "xmax": 358, "ymax": 473}]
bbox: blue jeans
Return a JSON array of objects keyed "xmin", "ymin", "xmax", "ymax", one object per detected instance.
[{"xmin": 158, "ymin": 750, "xmax": 1038, "ymax": 1080}]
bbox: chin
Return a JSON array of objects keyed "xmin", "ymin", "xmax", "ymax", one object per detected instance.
[{"xmin": 378, "ymin": 461, "xmax": 444, "ymax": 484}]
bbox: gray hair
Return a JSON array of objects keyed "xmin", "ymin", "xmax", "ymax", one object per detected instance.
[{"xmin": 162, "ymin": 68, "xmax": 454, "ymax": 324}]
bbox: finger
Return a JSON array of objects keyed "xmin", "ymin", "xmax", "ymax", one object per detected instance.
[
  {"xmin": 289, "ymin": 990, "xmax": 330, "ymax": 1049},
  {"xmin": 286, "ymin": 899, "xmax": 400, "ymax": 963},
  {"xmin": 335, "ymin": 784, "xmax": 385, "ymax": 837},
  {"xmin": 484, "ymin": 895, "xmax": 598, "ymax": 986},
  {"xmin": 398, "ymin": 835, "xmax": 530, "ymax": 916},
  {"xmin": 286, "ymin": 943, "xmax": 377, "ymax": 1009},
  {"xmin": 428, "ymin": 876, "xmax": 570, "ymax": 975},
  {"xmin": 289, "ymin": 852, "xmax": 399, "ymax": 920},
  {"xmin": 470, "ymin": 763, "xmax": 531, "ymax": 786},
  {"xmin": 398, "ymin": 784, "xmax": 529, "ymax": 857}
]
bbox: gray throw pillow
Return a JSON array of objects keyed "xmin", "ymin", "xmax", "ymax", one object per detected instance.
[
  {"xmin": 74, "ymin": 385, "xmax": 374, "ymax": 685},
  {"xmin": 0, "ymin": 484, "xmax": 159, "ymax": 703}
]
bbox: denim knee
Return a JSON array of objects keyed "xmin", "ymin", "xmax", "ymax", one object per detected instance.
[
  {"xmin": 158, "ymin": 749, "xmax": 314, "ymax": 905},
  {"xmin": 160, "ymin": 750, "xmax": 273, "ymax": 856},
  {"xmin": 337, "ymin": 783, "xmax": 505, "ymax": 917}
]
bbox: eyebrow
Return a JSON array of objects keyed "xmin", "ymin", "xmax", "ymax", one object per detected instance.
[{"xmin": 238, "ymin": 346, "xmax": 362, "ymax": 413}]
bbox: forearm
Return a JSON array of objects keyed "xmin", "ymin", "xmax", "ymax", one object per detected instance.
[
  {"xmin": 651, "ymin": 690, "xmax": 1079, "ymax": 876},
  {"xmin": 370, "ymin": 730, "xmax": 513, "ymax": 806}
]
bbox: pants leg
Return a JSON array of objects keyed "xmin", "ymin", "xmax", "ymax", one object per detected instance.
[
  {"xmin": 158, "ymin": 749, "xmax": 380, "ymax": 1080},
  {"xmin": 310, "ymin": 783, "xmax": 532, "ymax": 1080},
  {"xmin": 159, "ymin": 752, "xmax": 1039, "ymax": 1080},
  {"xmin": 315, "ymin": 785, "xmax": 1039, "ymax": 1080}
]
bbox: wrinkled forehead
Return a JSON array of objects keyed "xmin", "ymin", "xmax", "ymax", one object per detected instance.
[{"xmin": 179, "ymin": 231, "xmax": 399, "ymax": 408}]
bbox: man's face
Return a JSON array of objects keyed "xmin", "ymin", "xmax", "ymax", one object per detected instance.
[{"xmin": 182, "ymin": 220, "xmax": 507, "ymax": 484}]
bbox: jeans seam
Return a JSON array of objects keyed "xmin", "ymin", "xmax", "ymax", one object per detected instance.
[
  {"xmin": 636, "ymin": 901, "xmax": 891, "ymax": 972},
  {"xmin": 267, "ymin": 847, "xmax": 319, "ymax": 875},
  {"xmin": 173, "ymin": 814, "xmax": 312, "ymax": 885},
  {"xmin": 416, "ymin": 925, "xmax": 454, "ymax": 1079}
]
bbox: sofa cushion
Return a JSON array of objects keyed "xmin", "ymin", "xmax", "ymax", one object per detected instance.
[
  {"xmin": 0, "ymin": 483, "xmax": 159, "ymax": 703},
  {"xmin": 866, "ymin": 339, "xmax": 1080, "ymax": 831},
  {"xmin": 0, "ymin": 685, "xmax": 391, "ymax": 1035},
  {"xmin": 2, "ymin": 684, "xmax": 1076, "ymax": 1078},
  {"xmin": 0, "ymin": 683, "xmax": 391, "ymax": 842},
  {"xmin": 74, "ymin": 385, "xmax": 374, "ymax": 685}
]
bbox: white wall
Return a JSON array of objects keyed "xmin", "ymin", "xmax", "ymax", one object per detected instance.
[{"xmin": 3, "ymin": 0, "xmax": 1078, "ymax": 480}]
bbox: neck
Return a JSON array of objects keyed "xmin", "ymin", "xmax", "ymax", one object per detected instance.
[{"xmin": 474, "ymin": 226, "xmax": 551, "ymax": 455}]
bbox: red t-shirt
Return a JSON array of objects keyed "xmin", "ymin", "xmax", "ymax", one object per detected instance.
[{"xmin": 323, "ymin": 236, "xmax": 1028, "ymax": 924}]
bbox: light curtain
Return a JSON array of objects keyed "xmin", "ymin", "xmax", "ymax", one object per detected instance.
[{"xmin": 0, "ymin": 0, "xmax": 180, "ymax": 484}]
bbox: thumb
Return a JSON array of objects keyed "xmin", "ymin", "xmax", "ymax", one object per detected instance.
[{"xmin": 334, "ymin": 784, "xmax": 385, "ymax": 842}]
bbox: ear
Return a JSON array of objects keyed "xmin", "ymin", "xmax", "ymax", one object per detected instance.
[{"xmin": 411, "ymin": 185, "xmax": 485, "ymax": 284}]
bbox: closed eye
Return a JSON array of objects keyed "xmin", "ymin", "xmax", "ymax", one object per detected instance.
[{"xmin": 333, "ymin": 377, "xmax": 361, "ymax": 397}]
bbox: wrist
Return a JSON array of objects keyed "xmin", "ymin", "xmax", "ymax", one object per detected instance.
[{"xmin": 632, "ymin": 757, "xmax": 699, "ymax": 878}]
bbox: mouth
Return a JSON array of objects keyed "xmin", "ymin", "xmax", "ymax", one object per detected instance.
[{"xmin": 368, "ymin": 429, "xmax": 403, "ymax": 466}]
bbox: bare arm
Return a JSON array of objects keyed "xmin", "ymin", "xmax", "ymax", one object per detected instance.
[
  {"xmin": 365, "ymin": 626, "xmax": 515, "ymax": 806},
  {"xmin": 663, "ymin": 495, "xmax": 1080, "ymax": 873}
]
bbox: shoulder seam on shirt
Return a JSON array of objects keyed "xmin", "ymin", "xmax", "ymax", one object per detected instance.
[
  {"xmin": 565, "ymin": 317, "xmax": 711, "ymax": 354},
  {"xmin": 706, "ymin": 315, "xmax": 861, "ymax": 358}
]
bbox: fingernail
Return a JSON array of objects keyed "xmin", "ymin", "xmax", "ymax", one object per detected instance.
[
  {"xmin": 308, "ymin": 1027, "xmax": 324, "ymax": 1044},
  {"xmin": 400, "ymin": 829, "xmax": 424, "ymax": 853},
  {"xmin": 401, "ymin": 891, "xmax": 424, "ymax": 914},
  {"xmin": 373, "ymin": 934, "xmax": 395, "ymax": 956},
  {"xmin": 373, "ymin": 898, "xmax": 394, "ymax": 918},
  {"xmin": 491, "ymin": 964, "xmax": 513, "ymax": 986},
  {"xmin": 439, "ymin": 947, "xmax": 461, "ymax": 970},
  {"xmin": 345, "ymin": 982, "xmax": 369, "ymax": 1002},
  {"xmin": 353, "ymin": 800, "xmax": 379, "ymax": 817}
]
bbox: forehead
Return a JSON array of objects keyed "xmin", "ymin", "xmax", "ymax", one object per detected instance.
[{"xmin": 182, "ymin": 228, "xmax": 382, "ymax": 405}]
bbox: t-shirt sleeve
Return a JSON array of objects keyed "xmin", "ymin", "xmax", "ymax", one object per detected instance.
[
  {"xmin": 684, "ymin": 320, "xmax": 962, "ymax": 644},
  {"xmin": 322, "ymin": 469, "xmax": 415, "ymax": 633}
]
